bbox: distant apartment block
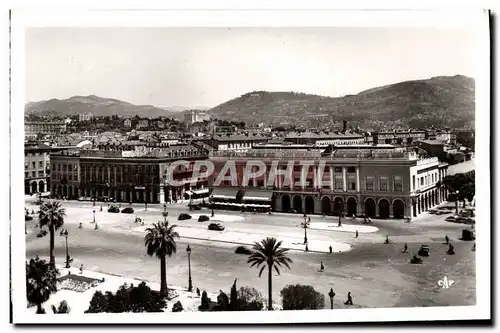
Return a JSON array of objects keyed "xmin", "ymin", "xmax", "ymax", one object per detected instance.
[
  {"xmin": 136, "ymin": 119, "xmax": 149, "ymax": 129},
  {"xmin": 78, "ymin": 112, "xmax": 94, "ymax": 122},
  {"xmin": 184, "ymin": 110, "xmax": 210, "ymax": 125},
  {"xmin": 25, "ymin": 121, "xmax": 67, "ymax": 136},
  {"xmin": 124, "ymin": 118, "xmax": 132, "ymax": 128}
]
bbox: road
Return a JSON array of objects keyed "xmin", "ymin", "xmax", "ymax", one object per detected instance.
[{"xmin": 25, "ymin": 198, "xmax": 476, "ymax": 309}]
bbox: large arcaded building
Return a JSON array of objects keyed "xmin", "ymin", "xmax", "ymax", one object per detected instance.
[{"xmin": 208, "ymin": 145, "xmax": 449, "ymax": 219}]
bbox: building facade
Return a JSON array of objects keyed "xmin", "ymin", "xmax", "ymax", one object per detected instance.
[
  {"xmin": 209, "ymin": 147, "xmax": 449, "ymax": 219},
  {"xmin": 24, "ymin": 143, "xmax": 51, "ymax": 194},
  {"xmin": 50, "ymin": 147, "xmax": 209, "ymax": 203},
  {"xmin": 25, "ymin": 121, "xmax": 67, "ymax": 136},
  {"xmin": 184, "ymin": 110, "xmax": 210, "ymax": 125}
]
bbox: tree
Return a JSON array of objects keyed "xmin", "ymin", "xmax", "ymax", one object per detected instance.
[
  {"xmin": 51, "ymin": 300, "xmax": 70, "ymax": 314},
  {"xmin": 144, "ymin": 221, "xmax": 179, "ymax": 297},
  {"xmin": 199, "ymin": 290, "xmax": 210, "ymax": 311},
  {"xmin": 442, "ymin": 173, "xmax": 475, "ymax": 210},
  {"xmin": 38, "ymin": 201, "xmax": 66, "ymax": 268},
  {"xmin": 237, "ymin": 286, "xmax": 264, "ymax": 311},
  {"xmin": 129, "ymin": 281, "xmax": 166, "ymax": 312},
  {"xmin": 229, "ymin": 279, "xmax": 238, "ymax": 310},
  {"xmin": 247, "ymin": 237, "xmax": 292, "ymax": 310},
  {"xmin": 172, "ymin": 301, "xmax": 183, "ymax": 312},
  {"xmin": 85, "ymin": 290, "xmax": 108, "ymax": 313},
  {"xmin": 26, "ymin": 257, "xmax": 59, "ymax": 314},
  {"xmin": 280, "ymin": 284, "xmax": 325, "ymax": 310}
]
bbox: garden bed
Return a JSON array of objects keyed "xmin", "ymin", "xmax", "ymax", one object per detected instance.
[{"xmin": 58, "ymin": 274, "xmax": 103, "ymax": 293}]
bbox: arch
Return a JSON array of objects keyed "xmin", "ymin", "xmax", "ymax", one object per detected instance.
[
  {"xmin": 420, "ymin": 195, "xmax": 424, "ymax": 212},
  {"xmin": 321, "ymin": 196, "xmax": 331, "ymax": 215},
  {"xmin": 378, "ymin": 199, "xmax": 390, "ymax": 219},
  {"xmin": 25, "ymin": 181, "xmax": 31, "ymax": 195},
  {"xmin": 305, "ymin": 195, "xmax": 315, "ymax": 214},
  {"xmin": 333, "ymin": 197, "xmax": 343, "ymax": 216},
  {"xmin": 292, "ymin": 195, "xmax": 303, "ymax": 214},
  {"xmin": 271, "ymin": 193, "xmax": 278, "ymax": 211},
  {"xmin": 68, "ymin": 185, "xmax": 73, "ymax": 199},
  {"xmin": 347, "ymin": 197, "xmax": 357, "ymax": 217},
  {"xmin": 38, "ymin": 180, "xmax": 45, "ymax": 193},
  {"xmin": 424, "ymin": 193, "xmax": 429, "ymax": 211},
  {"xmin": 365, "ymin": 198, "xmax": 376, "ymax": 218},
  {"xmin": 393, "ymin": 199, "xmax": 405, "ymax": 219},
  {"xmin": 30, "ymin": 181, "xmax": 37, "ymax": 194},
  {"xmin": 281, "ymin": 194, "xmax": 291, "ymax": 212},
  {"xmin": 413, "ymin": 197, "xmax": 417, "ymax": 217},
  {"xmin": 62, "ymin": 185, "xmax": 67, "ymax": 197}
]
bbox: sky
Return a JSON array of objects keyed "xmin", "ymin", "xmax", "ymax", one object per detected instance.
[{"xmin": 25, "ymin": 27, "xmax": 476, "ymax": 108}]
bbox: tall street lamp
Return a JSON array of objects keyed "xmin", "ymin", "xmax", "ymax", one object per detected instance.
[
  {"xmin": 455, "ymin": 190, "xmax": 460, "ymax": 214},
  {"xmin": 163, "ymin": 203, "xmax": 168, "ymax": 223},
  {"xmin": 63, "ymin": 229, "xmax": 71, "ymax": 268},
  {"xmin": 301, "ymin": 220, "xmax": 309, "ymax": 244},
  {"xmin": 93, "ymin": 209, "xmax": 96, "ymax": 223},
  {"xmin": 186, "ymin": 245, "xmax": 193, "ymax": 292}
]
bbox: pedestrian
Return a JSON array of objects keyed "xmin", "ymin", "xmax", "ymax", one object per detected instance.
[
  {"xmin": 320, "ymin": 261, "xmax": 324, "ymax": 272},
  {"xmin": 338, "ymin": 219, "xmax": 342, "ymax": 228},
  {"xmin": 385, "ymin": 235, "xmax": 390, "ymax": 244},
  {"xmin": 445, "ymin": 235, "xmax": 449, "ymax": 244},
  {"xmin": 78, "ymin": 222, "xmax": 83, "ymax": 229},
  {"xmin": 344, "ymin": 292, "xmax": 353, "ymax": 305},
  {"xmin": 100, "ymin": 205, "xmax": 103, "ymax": 212},
  {"xmin": 403, "ymin": 243, "xmax": 409, "ymax": 253},
  {"xmin": 308, "ymin": 216, "xmax": 311, "ymax": 223},
  {"xmin": 355, "ymin": 230, "xmax": 359, "ymax": 238},
  {"xmin": 329, "ymin": 245, "xmax": 332, "ymax": 254},
  {"xmin": 79, "ymin": 264, "xmax": 84, "ymax": 274},
  {"xmin": 367, "ymin": 217, "xmax": 372, "ymax": 223},
  {"xmin": 472, "ymin": 243, "xmax": 476, "ymax": 251},
  {"xmin": 196, "ymin": 288, "xmax": 201, "ymax": 297},
  {"xmin": 328, "ymin": 288, "xmax": 336, "ymax": 309}
]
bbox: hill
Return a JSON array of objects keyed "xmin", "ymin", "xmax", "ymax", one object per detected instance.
[
  {"xmin": 207, "ymin": 75, "xmax": 475, "ymax": 130},
  {"xmin": 25, "ymin": 95, "xmax": 183, "ymax": 119}
]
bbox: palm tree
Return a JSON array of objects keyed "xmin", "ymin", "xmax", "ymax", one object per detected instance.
[
  {"xmin": 247, "ymin": 237, "xmax": 293, "ymax": 310},
  {"xmin": 26, "ymin": 257, "xmax": 58, "ymax": 314},
  {"xmin": 39, "ymin": 201, "xmax": 66, "ymax": 268},
  {"xmin": 144, "ymin": 221, "xmax": 179, "ymax": 297}
]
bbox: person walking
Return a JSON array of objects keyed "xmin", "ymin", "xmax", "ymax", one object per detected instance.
[
  {"xmin": 305, "ymin": 244, "xmax": 309, "ymax": 252},
  {"xmin": 79, "ymin": 264, "xmax": 84, "ymax": 274},
  {"xmin": 320, "ymin": 261, "xmax": 324, "ymax": 272},
  {"xmin": 328, "ymin": 288, "xmax": 336, "ymax": 309},
  {"xmin": 445, "ymin": 235, "xmax": 449, "ymax": 245},
  {"xmin": 355, "ymin": 230, "xmax": 359, "ymax": 238},
  {"xmin": 385, "ymin": 235, "xmax": 390, "ymax": 244},
  {"xmin": 329, "ymin": 245, "xmax": 332, "ymax": 254},
  {"xmin": 403, "ymin": 243, "xmax": 409, "ymax": 253},
  {"xmin": 344, "ymin": 292, "xmax": 353, "ymax": 305}
]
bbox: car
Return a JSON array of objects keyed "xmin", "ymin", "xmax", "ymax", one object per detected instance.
[
  {"xmin": 235, "ymin": 246, "xmax": 252, "ymax": 255},
  {"xmin": 418, "ymin": 245, "xmax": 430, "ymax": 257},
  {"xmin": 445, "ymin": 215, "xmax": 457, "ymax": 222},
  {"xmin": 25, "ymin": 215, "xmax": 33, "ymax": 221},
  {"xmin": 108, "ymin": 206, "xmax": 120, "ymax": 213},
  {"xmin": 198, "ymin": 215, "xmax": 210, "ymax": 222},
  {"xmin": 121, "ymin": 207, "xmax": 134, "ymax": 214},
  {"xmin": 37, "ymin": 229, "xmax": 48, "ymax": 238},
  {"xmin": 178, "ymin": 213, "xmax": 192, "ymax": 221},
  {"xmin": 208, "ymin": 223, "xmax": 225, "ymax": 231}
]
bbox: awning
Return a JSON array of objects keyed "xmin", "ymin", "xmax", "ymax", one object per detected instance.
[
  {"xmin": 244, "ymin": 203, "xmax": 271, "ymax": 208},
  {"xmin": 185, "ymin": 190, "xmax": 193, "ymax": 196},
  {"xmin": 242, "ymin": 189, "xmax": 273, "ymax": 202},
  {"xmin": 211, "ymin": 187, "xmax": 240, "ymax": 200},
  {"xmin": 192, "ymin": 188, "xmax": 210, "ymax": 195}
]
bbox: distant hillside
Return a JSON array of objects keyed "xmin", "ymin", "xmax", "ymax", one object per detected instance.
[
  {"xmin": 207, "ymin": 75, "xmax": 475, "ymax": 129},
  {"xmin": 25, "ymin": 95, "xmax": 183, "ymax": 119}
]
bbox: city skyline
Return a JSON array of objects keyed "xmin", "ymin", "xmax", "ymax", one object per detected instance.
[{"xmin": 26, "ymin": 27, "xmax": 476, "ymax": 108}]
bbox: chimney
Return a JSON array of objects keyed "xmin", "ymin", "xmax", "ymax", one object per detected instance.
[{"xmin": 343, "ymin": 120, "xmax": 347, "ymax": 132}]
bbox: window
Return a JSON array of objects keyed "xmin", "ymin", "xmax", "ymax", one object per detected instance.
[
  {"xmin": 412, "ymin": 175, "xmax": 416, "ymax": 190},
  {"xmin": 335, "ymin": 167, "xmax": 342, "ymax": 173},
  {"xmin": 32, "ymin": 161, "xmax": 36, "ymax": 169},
  {"xmin": 335, "ymin": 175, "xmax": 343, "ymax": 189},
  {"xmin": 38, "ymin": 171, "xmax": 44, "ymax": 177},
  {"xmin": 420, "ymin": 177, "xmax": 424, "ymax": 186},
  {"xmin": 31, "ymin": 171, "xmax": 36, "ymax": 178},
  {"xmin": 394, "ymin": 176, "xmax": 403, "ymax": 191},
  {"xmin": 379, "ymin": 176, "xmax": 388, "ymax": 191},
  {"xmin": 25, "ymin": 172, "xmax": 28, "ymax": 178},
  {"xmin": 348, "ymin": 174, "xmax": 356, "ymax": 190},
  {"xmin": 366, "ymin": 176, "xmax": 374, "ymax": 190},
  {"xmin": 39, "ymin": 161, "xmax": 43, "ymax": 168},
  {"xmin": 347, "ymin": 166, "xmax": 356, "ymax": 173},
  {"xmin": 25, "ymin": 162, "xmax": 28, "ymax": 169}
]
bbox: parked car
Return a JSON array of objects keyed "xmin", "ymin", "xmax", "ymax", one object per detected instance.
[
  {"xmin": 108, "ymin": 206, "xmax": 120, "ymax": 213},
  {"xmin": 445, "ymin": 215, "xmax": 458, "ymax": 222},
  {"xmin": 198, "ymin": 215, "xmax": 210, "ymax": 222},
  {"xmin": 235, "ymin": 246, "xmax": 252, "ymax": 255},
  {"xmin": 178, "ymin": 213, "xmax": 192, "ymax": 221},
  {"xmin": 37, "ymin": 229, "xmax": 48, "ymax": 238},
  {"xmin": 121, "ymin": 207, "xmax": 134, "ymax": 214},
  {"xmin": 208, "ymin": 223, "xmax": 225, "ymax": 231},
  {"xmin": 418, "ymin": 245, "xmax": 430, "ymax": 257},
  {"xmin": 25, "ymin": 215, "xmax": 33, "ymax": 221}
]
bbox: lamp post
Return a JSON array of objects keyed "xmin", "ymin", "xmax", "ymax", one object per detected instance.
[
  {"xmin": 186, "ymin": 245, "xmax": 193, "ymax": 292},
  {"xmin": 301, "ymin": 220, "xmax": 309, "ymax": 244},
  {"xmin": 63, "ymin": 229, "xmax": 71, "ymax": 268},
  {"xmin": 455, "ymin": 190, "xmax": 459, "ymax": 214},
  {"xmin": 93, "ymin": 209, "xmax": 96, "ymax": 223},
  {"xmin": 163, "ymin": 204, "xmax": 168, "ymax": 223}
]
